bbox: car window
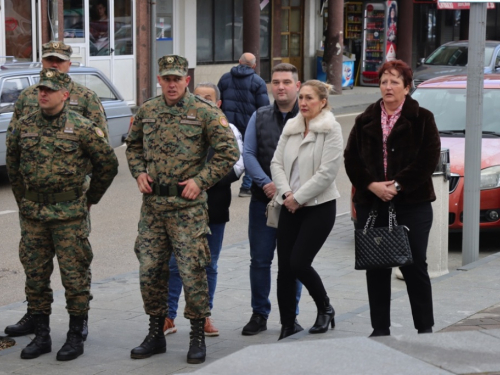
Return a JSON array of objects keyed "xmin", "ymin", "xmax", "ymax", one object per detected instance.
[
  {"xmin": 69, "ymin": 73, "xmax": 117, "ymax": 101},
  {"xmin": 412, "ymin": 88, "xmax": 500, "ymax": 132},
  {"xmin": 425, "ymin": 45, "xmax": 495, "ymax": 67},
  {"xmin": 0, "ymin": 77, "xmax": 30, "ymax": 104}
]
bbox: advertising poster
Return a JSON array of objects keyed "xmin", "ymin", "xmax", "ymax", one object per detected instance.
[{"xmin": 386, "ymin": 1, "xmax": 397, "ymax": 61}]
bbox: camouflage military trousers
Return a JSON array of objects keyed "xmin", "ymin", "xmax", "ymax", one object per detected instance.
[
  {"xmin": 134, "ymin": 202, "xmax": 211, "ymax": 319},
  {"xmin": 19, "ymin": 216, "xmax": 92, "ymax": 316}
]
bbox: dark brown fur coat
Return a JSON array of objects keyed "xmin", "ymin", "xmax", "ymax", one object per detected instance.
[{"xmin": 344, "ymin": 95, "xmax": 441, "ymax": 205}]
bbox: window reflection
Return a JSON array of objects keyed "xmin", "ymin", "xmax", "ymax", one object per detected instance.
[
  {"xmin": 4, "ymin": 0, "xmax": 33, "ymax": 62},
  {"xmin": 64, "ymin": 0, "xmax": 85, "ymax": 40},
  {"xmin": 114, "ymin": 1, "xmax": 133, "ymax": 55},
  {"xmin": 90, "ymin": 0, "xmax": 110, "ymax": 56}
]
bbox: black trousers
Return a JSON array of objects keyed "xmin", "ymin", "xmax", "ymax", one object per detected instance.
[
  {"xmin": 355, "ymin": 201, "xmax": 435, "ymax": 331},
  {"xmin": 276, "ymin": 200, "xmax": 336, "ymax": 326}
]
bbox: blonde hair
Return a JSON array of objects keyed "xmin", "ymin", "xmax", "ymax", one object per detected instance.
[{"xmin": 300, "ymin": 80, "xmax": 332, "ymax": 110}]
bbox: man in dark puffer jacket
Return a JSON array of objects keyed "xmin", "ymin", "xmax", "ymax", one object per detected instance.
[{"xmin": 218, "ymin": 53, "xmax": 269, "ymax": 197}]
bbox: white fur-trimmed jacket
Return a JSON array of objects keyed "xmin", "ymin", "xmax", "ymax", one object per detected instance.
[{"xmin": 270, "ymin": 109, "xmax": 343, "ymax": 206}]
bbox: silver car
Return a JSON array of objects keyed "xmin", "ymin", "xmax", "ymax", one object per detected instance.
[
  {"xmin": 0, "ymin": 64, "xmax": 133, "ymax": 167},
  {"xmin": 413, "ymin": 40, "xmax": 500, "ymax": 88}
]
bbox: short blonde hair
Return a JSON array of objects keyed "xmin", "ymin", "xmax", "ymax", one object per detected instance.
[{"xmin": 300, "ymin": 80, "xmax": 332, "ymax": 110}]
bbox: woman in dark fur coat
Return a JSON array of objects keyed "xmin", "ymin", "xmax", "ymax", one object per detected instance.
[{"xmin": 344, "ymin": 60, "xmax": 441, "ymax": 337}]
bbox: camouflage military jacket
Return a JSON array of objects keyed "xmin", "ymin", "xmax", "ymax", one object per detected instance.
[
  {"xmin": 10, "ymin": 80, "xmax": 109, "ymax": 138},
  {"xmin": 125, "ymin": 91, "xmax": 239, "ymax": 210},
  {"xmin": 6, "ymin": 107, "xmax": 119, "ymax": 222}
]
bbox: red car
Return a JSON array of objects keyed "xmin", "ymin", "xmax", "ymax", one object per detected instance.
[{"xmin": 351, "ymin": 74, "xmax": 500, "ymax": 231}]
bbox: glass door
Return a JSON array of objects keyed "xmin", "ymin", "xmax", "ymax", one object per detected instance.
[
  {"xmin": 86, "ymin": 0, "xmax": 135, "ymax": 103},
  {"xmin": 280, "ymin": 0, "xmax": 303, "ymax": 80}
]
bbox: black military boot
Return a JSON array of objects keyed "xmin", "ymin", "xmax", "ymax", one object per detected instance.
[
  {"xmin": 82, "ymin": 314, "xmax": 88, "ymax": 341},
  {"xmin": 187, "ymin": 318, "xmax": 206, "ymax": 364},
  {"xmin": 130, "ymin": 316, "xmax": 166, "ymax": 359},
  {"xmin": 56, "ymin": 315, "xmax": 85, "ymax": 361},
  {"xmin": 5, "ymin": 312, "xmax": 35, "ymax": 337},
  {"xmin": 20, "ymin": 314, "xmax": 51, "ymax": 359}
]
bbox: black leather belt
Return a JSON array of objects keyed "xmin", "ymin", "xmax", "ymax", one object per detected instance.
[
  {"xmin": 24, "ymin": 187, "xmax": 83, "ymax": 204},
  {"xmin": 151, "ymin": 184, "xmax": 185, "ymax": 197}
]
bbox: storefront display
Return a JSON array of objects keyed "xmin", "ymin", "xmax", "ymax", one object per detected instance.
[{"xmin": 360, "ymin": 1, "xmax": 398, "ymax": 86}]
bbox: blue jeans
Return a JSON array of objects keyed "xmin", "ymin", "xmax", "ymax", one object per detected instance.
[
  {"xmin": 248, "ymin": 197, "xmax": 302, "ymax": 319},
  {"xmin": 241, "ymin": 174, "xmax": 252, "ymax": 190},
  {"xmin": 167, "ymin": 222, "xmax": 226, "ymax": 319}
]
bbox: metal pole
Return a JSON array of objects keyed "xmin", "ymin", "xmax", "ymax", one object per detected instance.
[
  {"xmin": 462, "ymin": 2, "xmax": 487, "ymax": 265},
  {"xmin": 151, "ymin": 1, "xmax": 157, "ymax": 98}
]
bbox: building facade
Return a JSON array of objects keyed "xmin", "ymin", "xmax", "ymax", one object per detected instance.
[{"xmin": 1, "ymin": 0, "xmax": 500, "ymax": 106}]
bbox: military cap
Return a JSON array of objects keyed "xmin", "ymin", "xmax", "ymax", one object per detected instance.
[
  {"xmin": 158, "ymin": 55, "xmax": 188, "ymax": 77},
  {"xmin": 42, "ymin": 41, "xmax": 73, "ymax": 61},
  {"xmin": 38, "ymin": 68, "xmax": 72, "ymax": 91}
]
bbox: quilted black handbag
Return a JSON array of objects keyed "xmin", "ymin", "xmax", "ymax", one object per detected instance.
[{"xmin": 354, "ymin": 200, "xmax": 413, "ymax": 270}]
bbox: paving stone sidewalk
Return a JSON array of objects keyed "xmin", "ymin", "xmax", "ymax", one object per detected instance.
[{"xmin": 1, "ymin": 213, "xmax": 500, "ymax": 375}]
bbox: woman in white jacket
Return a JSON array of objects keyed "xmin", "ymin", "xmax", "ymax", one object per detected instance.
[{"xmin": 270, "ymin": 80, "xmax": 343, "ymax": 340}]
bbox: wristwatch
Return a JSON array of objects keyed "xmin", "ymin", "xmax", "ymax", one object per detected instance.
[{"xmin": 394, "ymin": 181, "xmax": 402, "ymax": 192}]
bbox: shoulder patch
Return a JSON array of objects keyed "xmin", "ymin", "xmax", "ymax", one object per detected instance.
[
  {"xmin": 95, "ymin": 128, "xmax": 105, "ymax": 138},
  {"xmin": 219, "ymin": 116, "xmax": 229, "ymax": 128}
]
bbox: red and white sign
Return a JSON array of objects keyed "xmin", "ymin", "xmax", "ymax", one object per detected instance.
[{"xmin": 437, "ymin": 2, "xmax": 495, "ymax": 8}]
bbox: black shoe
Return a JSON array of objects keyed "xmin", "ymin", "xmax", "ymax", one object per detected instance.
[
  {"xmin": 130, "ymin": 316, "xmax": 166, "ymax": 359},
  {"xmin": 278, "ymin": 320, "xmax": 304, "ymax": 341},
  {"xmin": 238, "ymin": 188, "xmax": 252, "ymax": 197},
  {"xmin": 5, "ymin": 312, "xmax": 35, "ymax": 337},
  {"xmin": 418, "ymin": 327, "xmax": 433, "ymax": 334},
  {"xmin": 20, "ymin": 314, "xmax": 51, "ymax": 360},
  {"xmin": 242, "ymin": 313, "xmax": 267, "ymax": 336},
  {"xmin": 187, "ymin": 318, "xmax": 206, "ymax": 364},
  {"xmin": 309, "ymin": 297, "xmax": 336, "ymax": 334},
  {"xmin": 82, "ymin": 314, "xmax": 88, "ymax": 342},
  {"xmin": 369, "ymin": 328, "xmax": 391, "ymax": 337},
  {"xmin": 56, "ymin": 315, "xmax": 85, "ymax": 361}
]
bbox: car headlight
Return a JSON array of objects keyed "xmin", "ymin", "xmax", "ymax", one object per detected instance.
[{"xmin": 480, "ymin": 165, "xmax": 500, "ymax": 190}]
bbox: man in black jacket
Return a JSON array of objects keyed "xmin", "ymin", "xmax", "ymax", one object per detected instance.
[
  {"xmin": 241, "ymin": 63, "xmax": 303, "ymax": 335},
  {"xmin": 164, "ymin": 82, "xmax": 244, "ymax": 337}
]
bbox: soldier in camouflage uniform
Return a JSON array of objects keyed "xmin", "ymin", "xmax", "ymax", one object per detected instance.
[
  {"xmin": 9, "ymin": 41, "xmax": 108, "ymax": 137},
  {"xmin": 126, "ymin": 55, "xmax": 239, "ymax": 364},
  {"xmin": 4, "ymin": 40, "xmax": 108, "ymax": 340},
  {"xmin": 5, "ymin": 68, "xmax": 118, "ymax": 361}
]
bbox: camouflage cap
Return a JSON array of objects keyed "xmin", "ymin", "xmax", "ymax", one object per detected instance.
[
  {"xmin": 38, "ymin": 68, "xmax": 72, "ymax": 91},
  {"xmin": 42, "ymin": 41, "xmax": 73, "ymax": 61},
  {"xmin": 158, "ymin": 55, "xmax": 188, "ymax": 77}
]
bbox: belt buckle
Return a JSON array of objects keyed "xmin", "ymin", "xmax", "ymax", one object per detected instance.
[{"xmin": 168, "ymin": 185, "xmax": 177, "ymax": 196}]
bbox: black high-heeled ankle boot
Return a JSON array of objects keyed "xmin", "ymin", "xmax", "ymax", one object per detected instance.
[
  {"xmin": 278, "ymin": 320, "xmax": 303, "ymax": 341},
  {"xmin": 309, "ymin": 296, "xmax": 335, "ymax": 334}
]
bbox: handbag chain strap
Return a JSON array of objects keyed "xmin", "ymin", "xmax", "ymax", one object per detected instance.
[{"xmin": 362, "ymin": 200, "xmax": 398, "ymax": 234}]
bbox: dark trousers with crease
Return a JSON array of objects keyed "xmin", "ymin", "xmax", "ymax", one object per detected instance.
[
  {"xmin": 276, "ymin": 200, "xmax": 336, "ymax": 327},
  {"xmin": 355, "ymin": 201, "xmax": 434, "ymax": 331}
]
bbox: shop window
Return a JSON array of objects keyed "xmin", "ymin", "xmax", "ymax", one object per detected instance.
[
  {"xmin": 90, "ymin": 0, "xmax": 110, "ymax": 56},
  {"xmin": 114, "ymin": 1, "xmax": 134, "ymax": 55},
  {"xmin": 197, "ymin": 0, "xmax": 270, "ymax": 64},
  {"xmin": 64, "ymin": 0, "xmax": 85, "ymax": 41},
  {"xmin": 4, "ymin": 0, "xmax": 33, "ymax": 62}
]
